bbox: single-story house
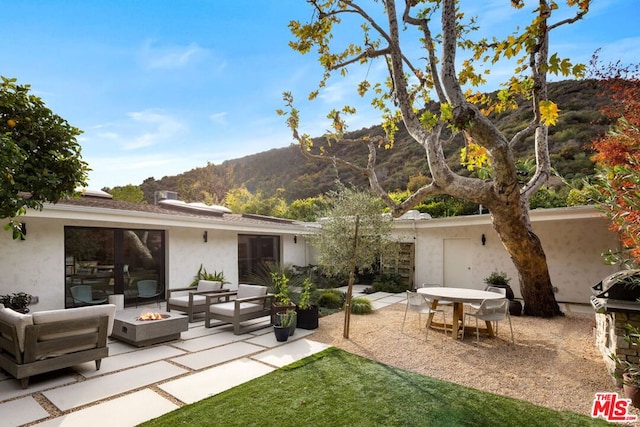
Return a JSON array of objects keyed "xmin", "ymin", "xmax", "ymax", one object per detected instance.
[
  {"xmin": 0, "ymin": 190, "xmax": 314, "ymax": 311},
  {"xmin": 0, "ymin": 189, "xmax": 619, "ymax": 311}
]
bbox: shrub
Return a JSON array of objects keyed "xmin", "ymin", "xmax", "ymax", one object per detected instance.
[
  {"xmin": 349, "ymin": 297, "xmax": 373, "ymax": 314},
  {"xmin": 371, "ymin": 273, "xmax": 409, "ymax": 293},
  {"xmin": 318, "ymin": 290, "xmax": 345, "ymax": 309}
]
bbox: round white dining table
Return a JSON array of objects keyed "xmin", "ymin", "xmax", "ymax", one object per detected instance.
[{"xmin": 416, "ymin": 287, "xmax": 505, "ymax": 339}]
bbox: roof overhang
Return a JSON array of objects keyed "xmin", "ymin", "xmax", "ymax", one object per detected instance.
[
  {"xmin": 392, "ymin": 205, "xmax": 606, "ymax": 230},
  {"xmin": 24, "ymin": 203, "xmax": 312, "ymax": 235}
]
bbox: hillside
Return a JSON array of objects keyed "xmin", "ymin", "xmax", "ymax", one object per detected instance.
[{"xmin": 137, "ymin": 80, "xmax": 612, "ymax": 204}]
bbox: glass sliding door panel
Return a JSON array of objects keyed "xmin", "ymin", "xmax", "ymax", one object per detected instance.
[
  {"xmin": 122, "ymin": 229, "xmax": 165, "ymax": 307},
  {"xmin": 64, "ymin": 227, "xmax": 165, "ymax": 308},
  {"xmin": 238, "ymin": 235, "xmax": 280, "ymax": 282},
  {"xmin": 65, "ymin": 228, "xmax": 115, "ymax": 307}
]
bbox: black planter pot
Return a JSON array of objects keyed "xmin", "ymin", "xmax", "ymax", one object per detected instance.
[
  {"xmin": 509, "ymin": 300, "xmax": 523, "ymax": 316},
  {"xmin": 296, "ymin": 305, "xmax": 319, "ymax": 330},
  {"xmin": 271, "ymin": 302, "xmax": 296, "ymax": 325},
  {"xmin": 276, "ymin": 311, "xmax": 297, "ymax": 336},
  {"xmin": 273, "ymin": 325, "xmax": 290, "ymax": 342}
]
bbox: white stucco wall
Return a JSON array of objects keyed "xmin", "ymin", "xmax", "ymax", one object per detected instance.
[
  {"xmin": 0, "ymin": 217, "xmax": 66, "ymax": 311},
  {"xmin": 533, "ymin": 216, "xmax": 619, "ymax": 303},
  {"xmin": 282, "ymin": 234, "xmax": 312, "ymax": 268},
  {"xmin": 166, "ymin": 227, "xmax": 239, "ymax": 289},
  {"xmin": 402, "ymin": 209, "xmax": 620, "ymax": 303}
]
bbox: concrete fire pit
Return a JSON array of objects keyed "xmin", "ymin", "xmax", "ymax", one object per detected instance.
[{"xmin": 111, "ymin": 310, "xmax": 189, "ymax": 347}]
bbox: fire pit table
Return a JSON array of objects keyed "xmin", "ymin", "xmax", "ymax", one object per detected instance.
[{"xmin": 111, "ymin": 310, "xmax": 189, "ymax": 347}]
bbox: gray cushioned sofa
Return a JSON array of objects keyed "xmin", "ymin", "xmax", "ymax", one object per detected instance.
[{"xmin": 0, "ymin": 303, "xmax": 116, "ymax": 388}]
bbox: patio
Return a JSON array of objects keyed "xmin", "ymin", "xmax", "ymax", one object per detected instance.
[
  {"xmin": 0, "ymin": 289, "xmax": 403, "ymax": 426},
  {"xmin": 2, "ymin": 287, "xmax": 624, "ymax": 425}
]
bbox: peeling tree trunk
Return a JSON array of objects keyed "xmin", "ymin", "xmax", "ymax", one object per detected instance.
[{"xmin": 488, "ymin": 199, "xmax": 562, "ymax": 317}]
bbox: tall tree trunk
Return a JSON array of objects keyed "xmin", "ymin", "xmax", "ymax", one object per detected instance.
[
  {"xmin": 343, "ymin": 215, "xmax": 360, "ymax": 339},
  {"xmin": 489, "ymin": 201, "xmax": 562, "ymax": 317}
]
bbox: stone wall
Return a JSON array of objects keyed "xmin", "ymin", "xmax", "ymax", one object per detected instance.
[{"xmin": 595, "ymin": 310, "xmax": 640, "ymax": 386}]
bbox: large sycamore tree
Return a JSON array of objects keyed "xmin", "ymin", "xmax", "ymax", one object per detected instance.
[{"xmin": 280, "ymin": 0, "xmax": 593, "ymax": 317}]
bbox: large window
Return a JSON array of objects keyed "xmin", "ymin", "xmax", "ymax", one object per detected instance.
[
  {"xmin": 64, "ymin": 227, "xmax": 165, "ymax": 308},
  {"xmin": 238, "ymin": 235, "xmax": 280, "ymax": 282}
]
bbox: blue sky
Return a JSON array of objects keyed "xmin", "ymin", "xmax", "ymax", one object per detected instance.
[{"xmin": 4, "ymin": 1, "xmax": 639, "ymax": 190}]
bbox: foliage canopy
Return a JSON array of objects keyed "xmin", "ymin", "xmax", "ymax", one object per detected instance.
[
  {"xmin": 590, "ymin": 59, "xmax": 640, "ymax": 265},
  {"xmin": 1, "ymin": 76, "xmax": 88, "ymax": 237},
  {"xmin": 307, "ymin": 183, "xmax": 395, "ymax": 278}
]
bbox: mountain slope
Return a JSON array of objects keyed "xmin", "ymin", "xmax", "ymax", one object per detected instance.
[{"xmin": 138, "ymin": 79, "xmax": 612, "ymax": 204}]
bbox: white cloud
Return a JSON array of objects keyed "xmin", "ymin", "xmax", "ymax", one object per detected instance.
[
  {"xmin": 96, "ymin": 131, "xmax": 119, "ymax": 140},
  {"xmin": 86, "ymin": 153, "xmax": 190, "ymax": 188},
  {"xmin": 209, "ymin": 112, "xmax": 228, "ymax": 125},
  {"xmin": 594, "ymin": 37, "xmax": 640, "ymax": 65},
  {"xmin": 141, "ymin": 40, "xmax": 209, "ymax": 69},
  {"xmin": 123, "ymin": 110, "xmax": 184, "ymax": 150}
]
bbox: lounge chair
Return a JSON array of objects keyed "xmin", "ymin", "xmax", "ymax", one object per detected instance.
[
  {"xmin": 166, "ymin": 280, "xmax": 224, "ymax": 322},
  {"xmin": 205, "ymin": 284, "xmax": 274, "ymax": 335}
]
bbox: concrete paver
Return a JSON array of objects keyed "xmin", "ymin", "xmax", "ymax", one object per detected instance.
[
  {"xmin": 42, "ymin": 361, "xmax": 188, "ymax": 411},
  {"xmin": 171, "ymin": 329, "xmax": 248, "ymax": 352},
  {"xmin": 0, "ymin": 396, "xmax": 49, "ymax": 426},
  {"xmin": 159, "ymin": 358, "xmax": 275, "ymax": 404},
  {"xmin": 75, "ymin": 344, "xmax": 186, "ymax": 377},
  {"xmin": 171, "ymin": 341, "xmax": 264, "ymax": 370},
  {"xmin": 252, "ymin": 338, "xmax": 331, "ymax": 368},
  {"xmin": 0, "ymin": 373, "xmax": 76, "ymax": 403},
  {"xmin": 34, "ymin": 389, "xmax": 178, "ymax": 427}
]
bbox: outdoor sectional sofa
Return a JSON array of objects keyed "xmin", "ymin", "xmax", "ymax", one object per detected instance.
[{"xmin": 0, "ymin": 303, "xmax": 116, "ymax": 388}]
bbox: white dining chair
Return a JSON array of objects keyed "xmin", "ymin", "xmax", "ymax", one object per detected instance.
[
  {"xmin": 418, "ymin": 283, "xmax": 452, "ymax": 305},
  {"xmin": 402, "ymin": 291, "xmax": 447, "ymax": 340},
  {"xmin": 462, "ymin": 298, "xmax": 514, "ymax": 345},
  {"xmin": 467, "ymin": 286, "xmax": 506, "ymax": 310}
]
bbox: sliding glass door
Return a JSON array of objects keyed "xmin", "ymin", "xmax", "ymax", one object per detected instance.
[
  {"xmin": 238, "ymin": 234, "xmax": 280, "ymax": 282},
  {"xmin": 64, "ymin": 227, "xmax": 165, "ymax": 308}
]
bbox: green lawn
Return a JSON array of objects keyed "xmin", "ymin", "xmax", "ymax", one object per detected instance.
[{"xmin": 141, "ymin": 347, "xmax": 609, "ymax": 427}]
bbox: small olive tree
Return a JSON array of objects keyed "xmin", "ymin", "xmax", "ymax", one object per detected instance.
[
  {"xmin": 308, "ymin": 183, "xmax": 395, "ymax": 338},
  {"xmin": 1, "ymin": 76, "xmax": 88, "ymax": 238}
]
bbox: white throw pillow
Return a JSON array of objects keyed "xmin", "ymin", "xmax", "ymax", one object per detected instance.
[
  {"xmin": 32, "ymin": 304, "xmax": 116, "ymax": 336},
  {"xmin": 237, "ymin": 284, "xmax": 267, "ymax": 299},
  {"xmin": 197, "ymin": 280, "xmax": 222, "ymax": 292},
  {"xmin": 0, "ymin": 306, "xmax": 33, "ymax": 353}
]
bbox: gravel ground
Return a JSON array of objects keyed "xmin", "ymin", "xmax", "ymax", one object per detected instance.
[{"xmin": 308, "ymin": 302, "xmax": 640, "ymax": 422}]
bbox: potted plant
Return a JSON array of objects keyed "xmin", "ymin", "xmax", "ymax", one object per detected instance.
[
  {"xmin": 484, "ymin": 271, "xmax": 522, "ymax": 316},
  {"xmin": 295, "ymin": 278, "xmax": 319, "ymax": 330},
  {"xmin": 0, "ymin": 292, "xmax": 33, "ymax": 313},
  {"xmin": 270, "ymin": 272, "xmax": 296, "ymax": 324},
  {"xmin": 610, "ymin": 323, "xmax": 640, "ymax": 408},
  {"xmin": 273, "ymin": 309, "xmax": 296, "ymax": 342}
]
